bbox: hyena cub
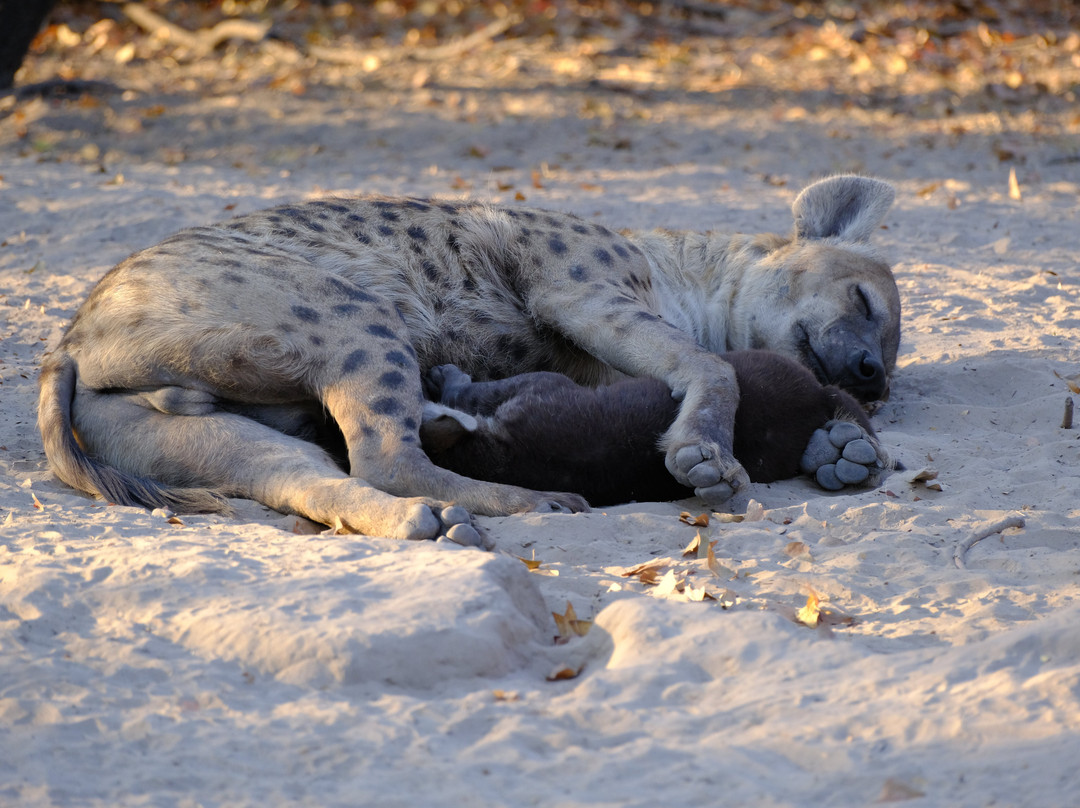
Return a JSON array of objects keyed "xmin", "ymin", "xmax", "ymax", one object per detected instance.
[{"xmin": 421, "ymin": 351, "xmax": 891, "ymax": 506}]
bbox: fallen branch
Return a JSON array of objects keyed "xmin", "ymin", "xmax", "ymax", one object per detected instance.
[
  {"xmin": 309, "ymin": 14, "xmax": 521, "ymax": 67},
  {"xmin": 952, "ymin": 515, "xmax": 1025, "ymax": 569},
  {"xmin": 122, "ymin": 3, "xmax": 271, "ymax": 55}
]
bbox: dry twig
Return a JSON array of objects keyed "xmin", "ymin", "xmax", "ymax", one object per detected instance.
[
  {"xmin": 952, "ymin": 515, "xmax": 1025, "ymax": 569},
  {"xmin": 122, "ymin": 3, "xmax": 271, "ymax": 55}
]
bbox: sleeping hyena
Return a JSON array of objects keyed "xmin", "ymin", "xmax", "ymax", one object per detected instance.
[
  {"xmin": 38, "ymin": 175, "xmax": 900, "ymax": 545},
  {"xmin": 420, "ymin": 351, "xmax": 892, "ymax": 506}
]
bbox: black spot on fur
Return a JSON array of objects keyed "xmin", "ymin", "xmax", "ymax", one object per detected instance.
[
  {"xmin": 371, "ymin": 397, "xmax": 403, "ymax": 416},
  {"xmin": 402, "ymin": 416, "xmax": 418, "ymax": 431},
  {"xmin": 385, "ymin": 350, "xmax": 412, "ymax": 368},
  {"xmin": 569, "ymin": 264, "xmax": 590, "ymax": 281},
  {"xmin": 379, "ymin": 370, "xmax": 406, "ymax": 389},
  {"xmin": 544, "ymin": 215, "xmax": 562, "ymax": 228},
  {"xmin": 222, "ymin": 272, "xmax": 246, "ymax": 284},
  {"xmin": 447, "ymin": 233, "xmax": 462, "ymax": 254},
  {"xmin": 332, "ymin": 303, "xmax": 361, "ymax": 316},
  {"xmin": 612, "ymin": 244, "xmax": 630, "ymax": 259},
  {"xmin": 548, "ymin": 236, "xmax": 568, "ymax": 255},
  {"xmin": 310, "ymin": 334, "xmax": 324, "ymax": 346},
  {"xmin": 571, "ymin": 223, "xmax": 589, "ymax": 234},
  {"xmin": 378, "ymin": 225, "xmax": 395, "ymax": 237},
  {"xmin": 355, "ymin": 231, "xmax": 372, "ymax": 245},
  {"xmin": 342, "ymin": 350, "xmax": 368, "ymax": 374},
  {"xmin": 347, "ymin": 213, "xmax": 366, "ymax": 224},
  {"xmin": 367, "ymin": 324, "xmax": 397, "ymax": 339},
  {"xmin": 406, "ymin": 225, "xmax": 428, "ymax": 242},
  {"xmin": 405, "ymin": 199, "xmax": 431, "ymax": 211},
  {"xmin": 292, "ymin": 305, "xmax": 320, "ymax": 323},
  {"xmin": 421, "ymin": 260, "xmax": 441, "ymax": 282},
  {"xmin": 594, "ymin": 248, "xmax": 613, "ymax": 266},
  {"xmin": 379, "ymin": 208, "xmax": 399, "ymax": 222},
  {"xmin": 324, "ymin": 276, "xmax": 377, "ymax": 303}
]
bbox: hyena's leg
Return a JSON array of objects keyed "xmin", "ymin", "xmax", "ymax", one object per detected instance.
[
  {"xmin": 424, "ymin": 364, "xmax": 578, "ymax": 416},
  {"xmin": 71, "ymin": 387, "xmax": 481, "ymax": 543},
  {"xmin": 311, "ymin": 319, "xmax": 588, "ymax": 517}
]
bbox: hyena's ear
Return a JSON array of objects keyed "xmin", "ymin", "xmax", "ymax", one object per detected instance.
[
  {"xmin": 792, "ymin": 175, "xmax": 895, "ymax": 243},
  {"xmin": 419, "ymin": 402, "xmax": 477, "ymax": 453}
]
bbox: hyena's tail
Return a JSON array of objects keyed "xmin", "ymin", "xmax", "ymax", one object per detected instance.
[{"xmin": 37, "ymin": 353, "xmax": 232, "ymax": 514}]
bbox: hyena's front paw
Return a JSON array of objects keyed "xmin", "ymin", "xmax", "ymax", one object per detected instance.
[
  {"xmin": 432, "ymin": 504, "xmax": 495, "ymax": 549},
  {"xmin": 423, "ymin": 364, "xmax": 473, "ymax": 404},
  {"xmin": 667, "ymin": 444, "xmax": 751, "ymax": 506},
  {"xmin": 799, "ymin": 420, "xmax": 889, "ymax": 491}
]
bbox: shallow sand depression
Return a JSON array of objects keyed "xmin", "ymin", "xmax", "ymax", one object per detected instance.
[{"xmin": 2, "ymin": 8, "xmax": 1080, "ymax": 805}]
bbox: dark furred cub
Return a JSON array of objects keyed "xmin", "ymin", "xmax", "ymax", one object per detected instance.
[{"xmin": 421, "ymin": 350, "xmax": 887, "ymax": 507}]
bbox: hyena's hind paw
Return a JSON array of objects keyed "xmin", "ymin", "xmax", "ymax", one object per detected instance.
[{"xmin": 800, "ymin": 419, "xmax": 892, "ymax": 491}]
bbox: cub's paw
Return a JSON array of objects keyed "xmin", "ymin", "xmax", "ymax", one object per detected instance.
[
  {"xmin": 423, "ymin": 364, "xmax": 473, "ymax": 404},
  {"xmin": 667, "ymin": 444, "xmax": 750, "ymax": 506},
  {"xmin": 800, "ymin": 419, "xmax": 889, "ymax": 491}
]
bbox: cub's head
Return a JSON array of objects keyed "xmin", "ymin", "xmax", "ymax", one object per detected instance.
[{"xmin": 737, "ymin": 175, "xmax": 900, "ymax": 403}]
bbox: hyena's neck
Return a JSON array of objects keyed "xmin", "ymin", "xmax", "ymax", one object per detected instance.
[{"xmin": 627, "ymin": 229, "xmax": 782, "ymax": 353}]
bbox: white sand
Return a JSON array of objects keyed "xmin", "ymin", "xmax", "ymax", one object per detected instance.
[{"xmin": 2, "ymin": 65, "xmax": 1080, "ymax": 807}]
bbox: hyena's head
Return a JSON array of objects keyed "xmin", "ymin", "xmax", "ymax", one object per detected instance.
[{"xmin": 735, "ymin": 175, "xmax": 900, "ymax": 403}]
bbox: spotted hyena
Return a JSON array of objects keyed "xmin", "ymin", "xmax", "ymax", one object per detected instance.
[
  {"xmin": 420, "ymin": 351, "xmax": 892, "ymax": 506},
  {"xmin": 38, "ymin": 175, "xmax": 899, "ymax": 545}
]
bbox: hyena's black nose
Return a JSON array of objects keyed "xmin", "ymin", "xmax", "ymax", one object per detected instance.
[{"xmin": 846, "ymin": 349, "xmax": 888, "ymax": 401}]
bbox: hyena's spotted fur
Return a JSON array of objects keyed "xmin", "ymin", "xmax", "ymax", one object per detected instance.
[{"xmin": 38, "ymin": 175, "xmax": 899, "ymax": 543}]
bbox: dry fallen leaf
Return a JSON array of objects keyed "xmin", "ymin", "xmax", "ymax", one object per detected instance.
[
  {"xmin": 706, "ymin": 542, "xmax": 735, "ymax": 580},
  {"xmin": 1008, "ymin": 167, "xmax": 1022, "ymax": 200},
  {"xmin": 679, "ymin": 511, "xmax": 710, "ymax": 527},
  {"xmin": 654, "ymin": 568, "xmax": 684, "ymax": 597},
  {"xmin": 546, "ymin": 663, "xmax": 583, "ymax": 681},
  {"xmin": 907, "ymin": 467, "xmax": 943, "ymax": 491},
  {"xmin": 515, "ymin": 554, "xmax": 542, "ymax": 571},
  {"xmin": 681, "ymin": 532, "xmax": 702, "ymax": 557},
  {"xmin": 621, "ymin": 557, "xmax": 669, "ymax": 579},
  {"xmin": 492, "ymin": 689, "xmax": 520, "ymax": 702},
  {"xmin": 796, "ymin": 592, "xmax": 822, "ymax": 627},
  {"xmin": 552, "ymin": 601, "xmax": 592, "ymax": 642},
  {"xmin": 684, "ymin": 584, "xmax": 716, "ymax": 602},
  {"xmin": 1053, "ymin": 370, "xmax": 1080, "ymax": 394}
]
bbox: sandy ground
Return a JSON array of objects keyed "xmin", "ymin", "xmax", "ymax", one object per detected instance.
[{"xmin": 2, "ymin": 10, "xmax": 1080, "ymax": 806}]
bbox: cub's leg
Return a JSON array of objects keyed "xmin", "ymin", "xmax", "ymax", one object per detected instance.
[
  {"xmin": 424, "ymin": 364, "xmax": 578, "ymax": 416},
  {"xmin": 72, "ymin": 387, "xmax": 484, "ymax": 544}
]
